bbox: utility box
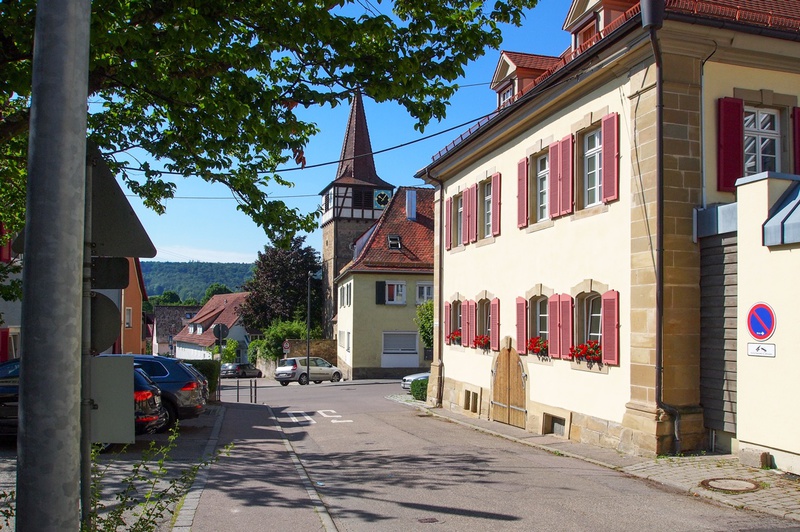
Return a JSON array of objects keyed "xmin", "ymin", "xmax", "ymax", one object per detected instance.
[{"xmin": 90, "ymin": 356, "xmax": 134, "ymax": 444}]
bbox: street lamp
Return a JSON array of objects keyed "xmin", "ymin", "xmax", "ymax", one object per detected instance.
[{"xmin": 306, "ymin": 269, "xmax": 322, "ymax": 379}]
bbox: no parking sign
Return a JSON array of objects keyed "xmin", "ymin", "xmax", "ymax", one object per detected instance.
[{"xmin": 747, "ymin": 303, "xmax": 776, "ymax": 341}]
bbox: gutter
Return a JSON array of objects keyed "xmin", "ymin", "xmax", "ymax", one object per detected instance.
[
  {"xmin": 422, "ymin": 169, "xmax": 445, "ymax": 408},
  {"xmin": 644, "ymin": 0, "xmax": 681, "ymax": 455}
]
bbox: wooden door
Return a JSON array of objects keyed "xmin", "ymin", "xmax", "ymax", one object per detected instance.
[{"xmin": 491, "ymin": 347, "xmax": 526, "ymax": 429}]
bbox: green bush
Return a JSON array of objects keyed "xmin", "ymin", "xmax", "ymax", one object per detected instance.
[
  {"xmin": 257, "ymin": 320, "xmax": 320, "ymax": 361},
  {"xmin": 182, "ymin": 359, "xmax": 220, "ymax": 396},
  {"xmin": 410, "ymin": 378, "xmax": 428, "ymax": 401}
]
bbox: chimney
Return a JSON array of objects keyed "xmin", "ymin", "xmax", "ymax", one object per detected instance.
[{"xmin": 406, "ymin": 190, "xmax": 417, "ymax": 221}]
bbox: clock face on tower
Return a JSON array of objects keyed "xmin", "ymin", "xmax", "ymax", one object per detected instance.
[{"xmin": 374, "ymin": 190, "xmax": 391, "ymax": 208}]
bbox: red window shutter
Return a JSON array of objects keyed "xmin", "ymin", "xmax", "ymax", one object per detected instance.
[
  {"xmin": 490, "ymin": 298, "xmax": 500, "ymax": 351},
  {"xmin": 601, "ymin": 290, "xmax": 619, "ymax": 365},
  {"xmin": 548, "ymin": 295, "xmax": 561, "ymax": 358},
  {"xmin": 559, "ymin": 295, "xmax": 574, "ymax": 360},
  {"xmin": 548, "ymin": 142, "xmax": 560, "ymax": 219},
  {"xmin": 444, "ymin": 302, "xmax": 451, "ymax": 345},
  {"xmin": 470, "ymin": 183, "xmax": 479, "ymax": 242},
  {"xmin": 516, "ymin": 297, "xmax": 527, "ymax": 354},
  {"xmin": 491, "ymin": 173, "xmax": 501, "ymax": 237},
  {"xmin": 461, "ymin": 189, "xmax": 470, "ymax": 246},
  {"xmin": 517, "ymin": 159, "xmax": 529, "ymax": 228},
  {"xmin": 0, "ymin": 224, "xmax": 10, "ymax": 264},
  {"xmin": 445, "ymin": 197, "xmax": 452, "ymax": 250},
  {"xmin": 793, "ymin": 108, "xmax": 800, "ymax": 175},
  {"xmin": 0, "ymin": 329, "xmax": 8, "ymax": 363},
  {"xmin": 463, "ymin": 300, "xmax": 471, "ymax": 348},
  {"xmin": 560, "ymin": 135, "xmax": 574, "ymax": 215},
  {"xmin": 718, "ymin": 97, "xmax": 744, "ymax": 192},
  {"xmin": 466, "ymin": 300, "xmax": 475, "ymax": 348},
  {"xmin": 601, "ymin": 113, "xmax": 619, "ymax": 203}
]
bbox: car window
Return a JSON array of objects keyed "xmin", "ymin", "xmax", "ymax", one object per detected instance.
[
  {"xmin": 0, "ymin": 361, "xmax": 19, "ymax": 379},
  {"xmin": 136, "ymin": 360, "xmax": 168, "ymax": 377}
]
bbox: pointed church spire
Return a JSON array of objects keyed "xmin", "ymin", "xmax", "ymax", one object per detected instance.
[{"xmin": 334, "ymin": 92, "xmax": 391, "ymax": 187}]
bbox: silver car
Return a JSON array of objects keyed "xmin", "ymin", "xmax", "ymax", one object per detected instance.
[
  {"xmin": 401, "ymin": 372, "xmax": 430, "ymax": 391},
  {"xmin": 274, "ymin": 357, "xmax": 343, "ymax": 386}
]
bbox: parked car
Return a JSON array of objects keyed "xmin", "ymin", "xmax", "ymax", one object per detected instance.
[
  {"xmin": 401, "ymin": 372, "xmax": 430, "ymax": 391},
  {"xmin": 100, "ymin": 354, "xmax": 206, "ymax": 431},
  {"xmin": 134, "ymin": 367, "xmax": 167, "ymax": 435},
  {"xmin": 221, "ymin": 362, "xmax": 262, "ymax": 379},
  {"xmin": 274, "ymin": 357, "xmax": 342, "ymax": 386},
  {"xmin": 0, "ymin": 359, "xmax": 19, "ymax": 434}
]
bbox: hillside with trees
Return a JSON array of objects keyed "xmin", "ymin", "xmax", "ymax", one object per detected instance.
[{"xmin": 140, "ymin": 262, "xmax": 254, "ymax": 302}]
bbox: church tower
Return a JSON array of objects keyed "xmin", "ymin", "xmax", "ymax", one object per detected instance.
[{"xmin": 320, "ymin": 92, "xmax": 393, "ymax": 338}]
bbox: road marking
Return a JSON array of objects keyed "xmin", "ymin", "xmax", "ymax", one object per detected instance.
[
  {"xmin": 331, "ymin": 420, "xmax": 353, "ymax": 423},
  {"xmin": 287, "ymin": 411, "xmax": 316, "ymax": 424},
  {"xmin": 318, "ymin": 410, "xmax": 340, "ymax": 418}
]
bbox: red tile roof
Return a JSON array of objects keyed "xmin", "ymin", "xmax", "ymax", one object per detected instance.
[
  {"xmin": 173, "ymin": 292, "xmax": 249, "ymax": 348},
  {"xmin": 501, "ymin": 51, "xmax": 561, "ymax": 71},
  {"xmin": 428, "ymin": 0, "xmax": 800, "ymax": 164},
  {"xmin": 338, "ymin": 187, "xmax": 434, "ymax": 276}
]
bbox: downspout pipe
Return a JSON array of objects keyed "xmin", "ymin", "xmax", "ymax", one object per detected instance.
[
  {"xmin": 425, "ymin": 169, "xmax": 445, "ymax": 408},
  {"xmin": 643, "ymin": 0, "xmax": 681, "ymax": 454}
]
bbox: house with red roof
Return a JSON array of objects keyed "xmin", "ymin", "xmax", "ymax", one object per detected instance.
[
  {"xmin": 416, "ymin": 0, "xmax": 800, "ymax": 471},
  {"xmin": 334, "ymin": 187, "xmax": 434, "ymax": 380},
  {"xmin": 173, "ymin": 292, "xmax": 251, "ymax": 361}
]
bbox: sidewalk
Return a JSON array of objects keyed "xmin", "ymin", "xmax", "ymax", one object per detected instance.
[{"xmin": 389, "ymin": 395, "xmax": 800, "ymax": 523}]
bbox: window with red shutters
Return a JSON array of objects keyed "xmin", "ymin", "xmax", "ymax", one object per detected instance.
[
  {"xmin": 462, "ymin": 188, "xmax": 470, "ymax": 246},
  {"xmin": 469, "ymin": 183, "xmax": 479, "ymax": 243},
  {"xmin": 444, "ymin": 302, "xmax": 451, "ymax": 345},
  {"xmin": 717, "ymin": 97, "xmax": 744, "ymax": 192},
  {"xmin": 559, "ymin": 294, "xmax": 574, "ymax": 360},
  {"xmin": 490, "ymin": 298, "xmax": 500, "ymax": 350},
  {"xmin": 548, "ymin": 142, "xmax": 560, "ymax": 219},
  {"xmin": 517, "ymin": 159, "xmax": 529, "ymax": 228},
  {"xmin": 491, "ymin": 173, "xmax": 501, "ymax": 237},
  {"xmin": 516, "ymin": 297, "xmax": 527, "ymax": 354},
  {"xmin": 601, "ymin": 290, "xmax": 620, "ymax": 365},
  {"xmin": 601, "ymin": 113, "xmax": 619, "ymax": 203},
  {"xmin": 559, "ymin": 135, "xmax": 574, "ymax": 216},
  {"xmin": 0, "ymin": 224, "xmax": 11, "ymax": 264},
  {"xmin": 547, "ymin": 295, "xmax": 561, "ymax": 358},
  {"xmin": 445, "ymin": 197, "xmax": 452, "ymax": 250}
]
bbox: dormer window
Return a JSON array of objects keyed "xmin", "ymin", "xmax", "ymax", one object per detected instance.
[
  {"xmin": 388, "ymin": 235, "xmax": 402, "ymax": 249},
  {"xmin": 189, "ymin": 324, "xmax": 195, "ymax": 333},
  {"xmin": 499, "ymin": 85, "xmax": 514, "ymax": 108},
  {"xmin": 576, "ymin": 20, "xmax": 597, "ymax": 48},
  {"xmin": 197, "ymin": 325, "xmax": 203, "ymax": 334}
]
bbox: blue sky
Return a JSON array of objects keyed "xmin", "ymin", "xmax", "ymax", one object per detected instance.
[{"xmin": 130, "ymin": 0, "xmax": 571, "ymax": 264}]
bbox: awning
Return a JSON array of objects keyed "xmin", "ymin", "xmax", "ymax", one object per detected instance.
[{"xmin": 763, "ymin": 182, "xmax": 800, "ymax": 246}]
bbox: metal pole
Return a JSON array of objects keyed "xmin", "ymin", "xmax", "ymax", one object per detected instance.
[
  {"xmin": 236, "ymin": 379, "xmax": 240, "ymax": 402},
  {"xmin": 306, "ymin": 271, "xmax": 311, "ymax": 382},
  {"xmin": 17, "ymin": 0, "xmax": 91, "ymax": 528},
  {"xmin": 80, "ymin": 157, "xmax": 94, "ymax": 526}
]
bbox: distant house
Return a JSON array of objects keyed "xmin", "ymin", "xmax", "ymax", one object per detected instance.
[
  {"xmin": 152, "ymin": 305, "xmax": 202, "ymax": 356},
  {"xmin": 117, "ymin": 257, "xmax": 148, "ymax": 354},
  {"xmin": 335, "ymin": 187, "xmax": 434, "ymax": 379},
  {"xmin": 173, "ymin": 292, "xmax": 252, "ymax": 361},
  {"xmin": 0, "ymin": 223, "xmax": 20, "ymax": 362}
]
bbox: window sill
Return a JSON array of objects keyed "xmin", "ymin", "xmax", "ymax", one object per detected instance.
[
  {"xmin": 525, "ymin": 219, "xmax": 554, "ymax": 234},
  {"xmin": 448, "ymin": 244, "xmax": 467, "ymax": 254},
  {"xmin": 476, "ymin": 236, "xmax": 496, "ymax": 248},
  {"xmin": 569, "ymin": 359, "xmax": 609, "ymax": 374},
  {"xmin": 525, "ymin": 353, "xmax": 553, "ymax": 366},
  {"xmin": 571, "ymin": 203, "xmax": 608, "ymax": 221}
]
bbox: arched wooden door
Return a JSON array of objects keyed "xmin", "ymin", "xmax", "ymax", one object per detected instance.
[{"xmin": 491, "ymin": 346, "xmax": 526, "ymax": 429}]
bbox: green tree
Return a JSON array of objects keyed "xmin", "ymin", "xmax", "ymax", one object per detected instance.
[
  {"xmin": 239, "ymin": 237, "xmax": 321, "ymax": 331},
  {"xmin": 208, "ymin": 338, "xmax": 239, "ymax": 363},
  {"xmin": 414, "ymin": 299, "xmax": 434, "ymax": 349},
  {"xmin": 253, "ymin": 320, "xmax": 319, "ymax": 362},
  {"xmin": 159, "ymin": 291, "xmax": 182, "ymax": 305},
  {"xmin": 1, "ymin": 0, "xmax": 539, "ymax": 248},
  {"xmin": 201, "ymin": 283, "xmax": 232, "ymax": 305}
]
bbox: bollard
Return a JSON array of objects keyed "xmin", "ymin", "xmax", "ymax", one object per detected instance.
[
  {"xmin": 254, "ymin": 379, "xmax": 258, "ymax": 403},
  {"xmin": 236, "ymin": 379, "xmax": 240, "ymax": 403}
]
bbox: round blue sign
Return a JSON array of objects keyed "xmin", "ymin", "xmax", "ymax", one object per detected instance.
[{"xmin": 747, "ymin": 303, "xmax": 776, "ymax": 341}]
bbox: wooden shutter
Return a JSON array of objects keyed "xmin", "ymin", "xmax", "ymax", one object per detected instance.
[
  {"xmin": 0, "ymin": 224, "xmax": 10, "ymax": 264},
  {"xmin": 465, "ymin": 300, "xmax": 474, "ymax": 348},
  {"xmin": 601, "ymin": 113, "xmax": 619, "ymax": 203},
  {"xmin": 491, "ymin": 173, "xmax": 501, "ymax": 237},
  {"xmin": 470, "ymin": 183, "xmax": 479, "ymax": 242},
  {"xmin": 560, "ymin": 135, "xmax": 574, "ymax": 216},
  {"xmin": 516, "ymin": 297, "xmax": 527, "ymax": 354},
  {"xmin": 375, "ymin": 281, "xmax": 386, "ymax": 305},
  {"xmin": 559, "ymin": 295, "xmax": 574, "ymax": 360},
  {"xmin": 548, "ymin": 295, "xmax": 561, "ymax": 358},
  {"xmin": 461, "ymin": 189, "xmax": 470, "ymax": 246},
  {"xmin": 601, "ymin": 290, "xmax": 619, "ymax": 365},
  {"xmin": 717, "ymin": 97, "xmax": 744, "ymax": 192},
  {"xmin": 490, "ymin": 298, "xmax": 500, "ymax": 351},
  {"xmin": 793, "ymin": 108, "xmax": 800, "ymax": 175},
  {"xmin": 517, "ymin": 159, "xmax": 529, "ymax": 228},
  {"xmin": 548, "ymin": 142, "xmax": 560, "ymax": 219},
  {"xmin": 0, "ymin": 329, "xmax": 7, "ymax": 363},
  {"xmin": 444, "ymin": 302, "xmax": 451, "ymax": 345},
  {"xmin": 445, "ymin": 197, "xmax": 452, "ymax": 250}
]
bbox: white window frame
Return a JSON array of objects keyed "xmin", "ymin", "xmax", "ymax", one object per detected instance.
[
  {"xmin": 416, "ymin": 282, "xmax": 433, "ymax": 304},
  {"xmin": 583, "ymin": 293, "xmax": 602, "ymax": 344},
  {"xmin": 528, "ymin": 297, "xmax": 548, "ymax": 340},
  {"xmin": 385, "ymin": 281, "xmax": 406, "ymax": 305},
  {"xmin": 583, "ymin": 129, "xmax": 603, "ymax": 208},
  {"xmin": 744, "ymin": 107, "xmax": 781, "ymax": 176},
  {"xmin": 451, "ymin": 300, "xmax": 462, "ymax": 336},
  {"xmin": 455, "ymin": 194, "xmax": 463, "ymax": 245},
  {"xmin": 124, "ymin": 307, "xmax": 133, "ymax": 329},
  {"xmin": 499, "ymin": 85, "xmax": 513, "ymax": 107},
  {"xmin": 480, "ymin": 179, "xmax": 492, "ymax": 238},
  {"xmin": 534, "ymin": 154, "xmax": 548, "ymax": 222},
  {"xmin": 477, "ymin": 299, "xmax": 491, "ymax": 337}
]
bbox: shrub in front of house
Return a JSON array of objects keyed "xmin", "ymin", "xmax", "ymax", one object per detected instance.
[
  {"xmin": 410, "ymin": 378, "xmax": 428, "ymax": 401},
  {"xmin": 183, "ymin": 359, "xmax": 220, "ymax": 396}
]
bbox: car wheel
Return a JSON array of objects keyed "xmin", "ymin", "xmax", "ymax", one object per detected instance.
[
  {"xmin": 280, "ymin": 381, "xmax": 289, "ymax": 387},
  {"xmin": 257, "ymin": 371, "xmax": 263, "ymax": 378},
  {"xmin": 157, "ymin": 401, "xmax": 178, "ymax": 433},
  {"xmin": 313, "ymin": 381, "xmax": 322, "ymax": 384},
  {"xmin": 331, "ymin": 372, "xmax": 342, "ymax": 383},
  {"xmin": 298, "ymin": 373, "xmax": 309, "ymax": 386}
]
